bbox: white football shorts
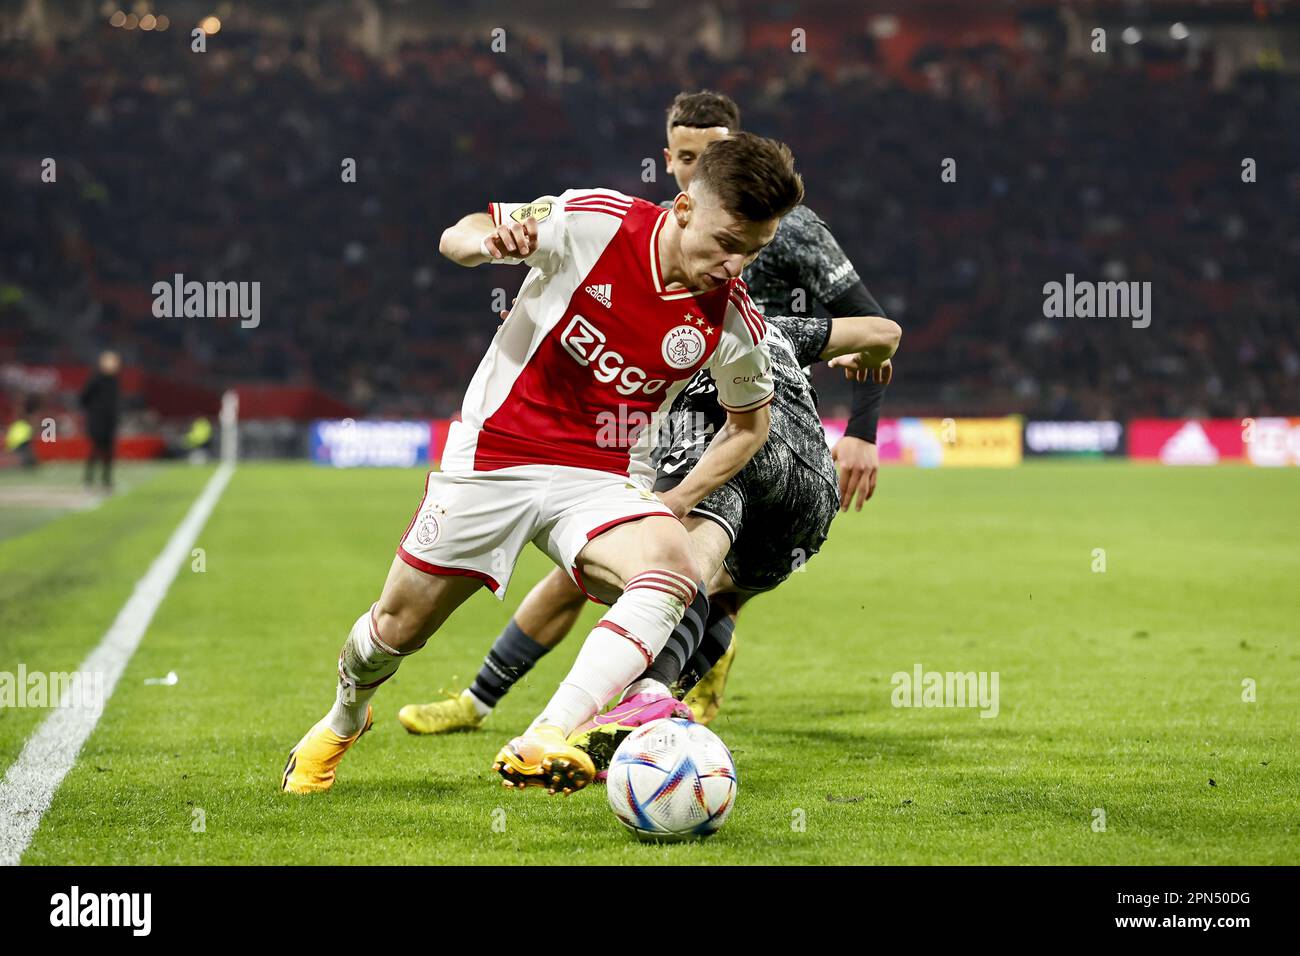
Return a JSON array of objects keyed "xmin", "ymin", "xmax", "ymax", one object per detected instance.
[{"xmin": 397, "ymin": 463, "xmax": 672, "ymax": 601}]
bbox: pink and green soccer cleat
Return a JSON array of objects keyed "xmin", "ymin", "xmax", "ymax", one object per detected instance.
[{"xmin": 568, "ymin": 693, "xmax": 694, "ymax": 782}]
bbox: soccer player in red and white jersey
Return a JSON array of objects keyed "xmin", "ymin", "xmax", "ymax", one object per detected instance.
[
  {"xmin": 400, "ymin": 92, "xmax": 894, "ymax": 742},
  {"xmin": 281, "ymin": 133, "xmax": 804, "ymax": 795}
]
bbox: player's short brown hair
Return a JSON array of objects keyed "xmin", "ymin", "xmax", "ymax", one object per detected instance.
[
  {"xmin": 666, "ymin": 90, "xmax": 742, "ymax": 135},
  {"xmin": 693, "ymin": 132, "xmax": 804, "ymax": 223}
]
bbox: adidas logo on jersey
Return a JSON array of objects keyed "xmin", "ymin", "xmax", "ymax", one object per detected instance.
[{"xmin": 585, "ymin": 283, "xmax": 613, "ymax": 308}]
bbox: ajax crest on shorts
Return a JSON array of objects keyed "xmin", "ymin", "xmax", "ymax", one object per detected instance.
[{"xmin": 415, "ymin": 509, "xmax": 442, "ymax": 547}]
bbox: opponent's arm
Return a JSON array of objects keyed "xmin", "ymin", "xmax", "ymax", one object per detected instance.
[
  {"xmin": 657, "ymin": 405, "xmax": 770, "ymax": 520},
  {"xmin": 824, "ymin": 281, "xmax": 894, "ymax": 409},
  {"xmin": 822, "ymin": 314, "xmax": 902, "ymax": 373},
  {"xmin": 790, "ymin": 207, "xmax": 894, "ymax": 507},
  {"xmin": 815, "ymin": 311, "xmax": 901, "ymax": 512}
]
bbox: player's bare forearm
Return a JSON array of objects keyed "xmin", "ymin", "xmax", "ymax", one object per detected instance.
[
  {"xmin": 440, "ymin": 211, "xmax": 542, "ymax": 267},
  {"xmin": 659, "ymin": 406, "xmax": 770, "ymax": 519},
  {"xmin": 438, "ymin": 212, "xmax": 496, "ymax": 266},
  {"xmin": 821, "ymin": 315, "xmax": 902, "ymax": 365},
  {"xmin": 825, "ymin": 316, "xmax": 901, "ymax": 384}
]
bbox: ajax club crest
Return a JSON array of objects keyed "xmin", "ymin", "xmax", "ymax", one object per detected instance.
[
  {"xmin": 662, "ymin": 324, "xmax": 707, "ymax": 370},
  {"xmin": 415, "ymin": 509, "xmax": 442, "ymax": 547}
]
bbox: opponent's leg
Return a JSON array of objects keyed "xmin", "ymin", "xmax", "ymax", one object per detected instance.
[
  {"xmin": 398, "ymin": 568, "xmax": 586, "ymax": 734},
  {"xmin": 682, "ymin": 447, "xmax": 840, "ymax": 723},
  {"xmin": 512, "ymin": 566, "xmax": 590, "ymax": 646},
  {"xmin": 682, "ymin": 590, "xmax": 749, "ymax": 723},
  {"xmin": 282, "ymin": 558, "xmax": 484, "ymax": 793}
]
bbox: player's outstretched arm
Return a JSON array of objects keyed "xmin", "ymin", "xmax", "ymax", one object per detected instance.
[
  {"xmin": 823, "ymin": 315, "xmax": 902, "ymax": 383},
  {"xmin": 438, "ymin": 211, "xmax": 539, "ymax": 267},
  {"xmin": 657, "ymin": 406, "xmax": 771, "ymax": 520}
]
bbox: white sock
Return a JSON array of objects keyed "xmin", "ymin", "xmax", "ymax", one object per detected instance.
[
  {"xmin": 463, "ymin": 688, "xmax": 493, "ymax": 717},
  {"xmin": 326, "ymin": 605, "xmax": 404, "ymax": 736},
  {"xmin": 531, "ymin": 628, "xmax": 645, "ymax": 734},
  {"xmin": 623, "ymin": 678, "xmax": 671, "ymax": 701},
  {"xmin": 531, "ymin": 570, "xmax": 695, "ymax": 736}
]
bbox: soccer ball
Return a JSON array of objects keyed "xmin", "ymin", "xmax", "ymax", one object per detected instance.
[{"xmin": 605, "ymin": 718, "xmax": 737, "ymax": 842}]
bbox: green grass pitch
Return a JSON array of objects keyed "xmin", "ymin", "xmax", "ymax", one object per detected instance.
[{"xmin": 1, "ymin": 460, "xmax": 1296, "ymax": 864}]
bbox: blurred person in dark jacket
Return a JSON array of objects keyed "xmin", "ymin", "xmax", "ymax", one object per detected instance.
[{"xmin": 80, "ymin": 351, "xmax": 120, "ymax": 490}]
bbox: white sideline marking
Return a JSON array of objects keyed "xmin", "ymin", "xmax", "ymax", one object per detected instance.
[{"xmin": 0, "ymin": 462, "xmax": 234, "ymax": 865}]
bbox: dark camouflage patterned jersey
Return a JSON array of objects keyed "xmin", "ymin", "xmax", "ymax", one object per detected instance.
[
  {"xmin": 740, "ymin": 204, "xmax": 863, "ymax": 319},
  {"xmin": 652, "ymin": 314, "xmax": 840, "ymax": 591},
  {"xmin": 653, "ymin": 314, "xmax": 837, "ymax": 494}
]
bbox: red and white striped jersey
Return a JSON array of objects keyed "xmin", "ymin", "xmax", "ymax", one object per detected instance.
[{"xmin": 442, "ymin": 188, "xmax": 774, "ymax": 477}]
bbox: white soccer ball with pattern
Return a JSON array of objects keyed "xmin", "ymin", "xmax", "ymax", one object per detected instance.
[{"xmin": 605, "ymin": 717, "xmax": 737, "ymax": 841}]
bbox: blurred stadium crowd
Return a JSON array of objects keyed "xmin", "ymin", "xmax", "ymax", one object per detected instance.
[{"xmin": 2, "ymin": 13, "xmax": 1298, "ymax": 430}]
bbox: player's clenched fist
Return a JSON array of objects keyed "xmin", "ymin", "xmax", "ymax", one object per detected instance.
[{"xmin": 480, "ymin": 216, "xmax": 539, "ymax": 260}]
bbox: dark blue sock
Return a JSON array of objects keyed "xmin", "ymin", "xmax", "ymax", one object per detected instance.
[
  {"xmin": 470, "ymin": 619, "xmax": 549, "ymax": 708},
  {"xmin": 680, "ymin": 602, "xmax": 735, "ymax": 693}
]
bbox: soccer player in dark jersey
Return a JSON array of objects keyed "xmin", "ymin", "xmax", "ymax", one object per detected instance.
[{"xmin": 399, "ymin": 90, "xmax": 895, "ymax": 736}]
